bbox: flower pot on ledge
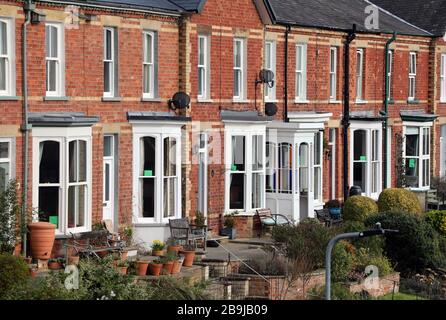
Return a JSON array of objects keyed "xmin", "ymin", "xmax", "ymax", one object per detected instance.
[{"xmin": 28, "ymin": 222, "xmax": 56, "ymax": 260}]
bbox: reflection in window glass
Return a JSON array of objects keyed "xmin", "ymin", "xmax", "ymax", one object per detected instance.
[
  {"xmin": 279, "ymin": 143, "xmax": 292, "ymax": 194},
  {"xmin": 266, "ymin": 142, "xmax": 276, "ymax": 193}
]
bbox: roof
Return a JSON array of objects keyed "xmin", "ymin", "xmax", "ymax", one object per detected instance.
[
  {"xmin": 261, "ymin": 0, "xmax": 432, "ymax": 36},
  {"xmin": 29, "ymin": 112, "xmax": 99, "ymax": 127},
  {"xmin": 127, "ymin": 111, "xmax": 191, "ymax": 122},
  {"xmin": 369, "ymin": 0, "xmax": 446, "ymax": 36},
  {"xmin": 400, "ymin": 110, "xmax": 438, "ymax": 122},
  {"xmin": 221, "ymin": 110, "xmax": 272, "ymax": 122},
  {"xmin": 42, "ymin": 0, "xmax": 184, "ymax": 15},
  {"xmin": 168, "ymin": 0, "xmax": 207, "ymax": 12}
]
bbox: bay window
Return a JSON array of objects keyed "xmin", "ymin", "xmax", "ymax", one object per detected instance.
[
  {"xmin": 0, "ymin": 18, "xmax": 15, "ymax": 96},
  {"xmin": 0, "ymin": 138, "xmax": 13, "ymax": 193},
  {"xmin": 295, "ymin": 43, "xmax": 307, "ymax": 102},
  {"xmin": 45, "ymin": 23, "xmax": 64, "ymax": 97},
  {"xmin": 404, "ymin": 126, "xmax": 430, "ymax": 189},
  {"xmin": 230, "ymin": 136, "xmax": 245, "ymax": 210},
  {"xmin": 408, "ymin": 52, "xmax": 417, "ymax": 101},
  {"xmin": 252, "ymin": 135, "xmax": 264, "ymax": 209}
]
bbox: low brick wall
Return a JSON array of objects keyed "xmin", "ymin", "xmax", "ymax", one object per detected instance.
[
  {"xmin": 233, "ymin": 215, "xmax": 261, "ymax": 238},
  {"xmin": 347, "ymin": 272, "xmax": 400, "ymax": 297}
]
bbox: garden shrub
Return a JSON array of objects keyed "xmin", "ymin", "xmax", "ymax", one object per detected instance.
[
  {"xmin": 341, "ymin": 220, "xmax": 385, "ymax": 255},
  {"xmin": 240, "ymin": 251, "xmax": 288, "ymax": 276},
  {"xmin": 426, "ymin": 210, "xmax": 446, "ymax": 235},
  {"xmin": 331, "ymin": 241, "xmax": 355, "ymax": 282},
  {"xmin": 343, "ymin": 196, "xmax": 378, "ymax": 222},
  {"xmin": 377, "ymin": 188, "xmax": 422, "ymax": 215},
  {"xmin": 0, "ymin": 180, "xmax": 20, "ymax": 254},
  {"xmin": 353, "ymin": 248, "xmax": 393, "ymax": 277},
  {"xmin": 0, "ymin": 254, "xmax": 30, "ymax": 299},
  {"xmin": 366, "ymin": 212, "xmax": 445, "ymax": 275},
  {"xmin": 309, "ymin": 283, "xmax": 364, "ymax": 300}
]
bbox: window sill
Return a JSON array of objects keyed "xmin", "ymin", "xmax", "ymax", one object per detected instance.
[
  {"xmin": 387, "ymin": 99, "xmax": 395, "ymax": 105},
  {"xmin": 0, "ymin": 96, "xmax": 20, "ymax": 101},
  {"xmin": 329, "ymin": 100, "xmax": 342, "ymax": 104},
  {"xmin": 141, "ymin": 97, "xmax": 162, "ymax": 102},
  {"xmin": 265, "ymin": 99, "xmax": 279, "ymax": 103},
  {"xmin": 133, "ymin": 222, "xmax": 169, "ymax": 227},
  {"xmin": 407, "ymin": 99, "xmax": 419, "ymax": 104},
  {"xmin": 197, "ymin": 98, "xmax": 214, "ymax": 103},
  {"xmin": 102, "ymin": 97, "xmax": 123, "ymax": 102},
  {"xmin": 294, "ymin": 99, "xmax": 310, "ymax": 104},
  {"xmin": 440, "ymin": 100, "xmax": 446, "ymax": 104},
  {"xmin": 232, "ymin": 99, "xmax": 250, "ymax": 104},
  {"xmin": 44, "ymin": 96, "xmax": 70, "ymax": 101},
  {"xmin": 355, "ymin": 99, "xmax": 368, "ymax": 104}
]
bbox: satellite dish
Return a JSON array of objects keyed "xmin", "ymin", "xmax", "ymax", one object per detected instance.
[
  {"xmin": 265, "ymin": 102, "xmax": 278, "ymax": 117},
  {"xmin": 259, "ymin": 69, "xmax": 275, "ymax": 84},
  {"xmin": 169, "ymin": 92, "xmax": 190, "ymax": 110}
]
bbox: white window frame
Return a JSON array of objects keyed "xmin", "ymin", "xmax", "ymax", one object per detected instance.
[
  {"xmin": 329, "ymin": 47, "xmax": 337, "ymax": 101},
  {"xmin": 387, "ymin": 49, "xmax": 393, "ymax": 101},
  {"xmin": 0, "ymin": 137, "xmax": 14, "ymax": 192},
  {"xmin": 264, "ymin": 40, "xmax": 276, "ymax": 102},
  {"xmin": 198, "ymin": 35, "xmax": 210, "ymax": 100},
  {"xmin": 0, "ymin": 17, "xmax": 15, "ymax": 97},
  {"xmin": 440, "ymin": 53, "xmax": 446, "ymax": 103},
  {"xmin": 197, "ymin": 132, "xmax": 208, "ymax": 216},
  {"xmin": 45, "ymin": 22, "xmax": 65, "ymax": 97},
  {"xmin": 32, "ymin": 127, "xmax": 92, "ymax": 235},
  {"xmin": 103, "ymin": 27, "xmax": 116, "ymax": 98},
  {"xmin": 356, "ymin": 48, "xmax": 364, "ymax": 102},
  {"xmin": 403, "ymin": 123, "xmax": 431, "ymax": 190},
  {"xmin": 408, "ymin": 52, "xmax": 417, "ymax": 101},
  {"xmin": 132, "ymin": 123, "xmax": 183, "ymax": 224},
  {"xmin": 349, "ymin": 122, "xmax": 382, "ymax": 199},
  {"xmin": 295, "ymin": 43, "xmax": 307, "ymax": 102},
  {"xmin": 142, "ymin": 31, "xmax": 155, "ymax": 99},
  {"xmin": 224, "ymin": 123, "xmax": 266, "ymax": 214},
  {"xmin": 313, "ymin": 131, "xmax": 323, "ymax": 204},
  {"xmin": 233, "ymin": 38, "xmax": 246, "ymax": 101}
]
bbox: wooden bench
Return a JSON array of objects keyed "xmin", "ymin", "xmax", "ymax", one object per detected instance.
[
  {"xmin": 315, "ymin": 209, "xmax": 343, "ymax": 227},
  {"xmin": 168, "ymin": 218, "xmax": 207, "ymax": 252},
  {"xmin": 255, "ymin": 209, "xmax": 293, "ymax": 237}
]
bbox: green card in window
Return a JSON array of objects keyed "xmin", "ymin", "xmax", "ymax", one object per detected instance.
[
  {"xmin": 49, "ymin": 216, "xmax": 58, "ymax": 227},
  {"xmin": 231, "ymin": 164, "xmax": 237, "ymax": 172},
  {"xmin": 409, "ymin": 159, "xmax": 416, "ymax": 168},
  {"xmin": 144, "ymin": 170, "xmax": 153, "ymax": 177},
  {"xmin": 360, "ymin": 156, "xmax": 367, "ymax": 161}
]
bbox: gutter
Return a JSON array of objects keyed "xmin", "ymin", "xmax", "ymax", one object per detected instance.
[
  {"xmin": 342, "ymin": 24, "xmax": 356, "ymax": 202},
  {"xmin": 21, "ymin": 0, "xmax": 32, "ymax": 256},
  {"xmin": 382, "ymin": 32, "xmax": 397, "ymax": 190}
]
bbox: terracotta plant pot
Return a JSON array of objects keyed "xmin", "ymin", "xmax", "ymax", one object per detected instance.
[
  {"xmin": 68, "ymin": 256, "xmax": 80, "ymax": 265},
  {"xmin": 24, "ymin": 257, "xmax": 32, "ymax": 264},
  {"xmin": 162, "ymin": 261, "xmax": 174, "ymax": 274},
  {"xmin": 121, "ymin": 251, "xmax": 128, "ymax": 260},
  {"xmin": 28, "ymin": 222, "xmax": 56, "ymax": 260},
  {"xmin": 149, "ymin": 263, "xmax": 163, "ymax": 276},
  {"xmin": 117, "ymin": 266, "xmax": 128, "ymax": 275},
  {"xmin": 29, "ymin": 267, "xmax": 38, "ymax": 278},
  {"xmin": 180, "ymin": 250, "xmax": 196, "ymax": 267},
  {"xmin": 48, "ymin": 261, "xmax": 62, "ymax": 270},
  {"xmin": 167, "ymin": 245, "xmax": 183, "ymax": 254},
  {"xmin": 137, "ymin": 261, "xmax": 149, "ymax": 276},
  {"xmin": 13, "ymin": 242, "xmax": 22, "ymax": 256},
  {"xmin": 152, "ymin": 250, "xmax": 164, "ymax": 257},
  {"xmin": 172, "ymin": 259, "xmax": 183, "ymax": 274},
  {"xmin": 97, "ymin": 250, "xmax": 109, "ymax": 258}
]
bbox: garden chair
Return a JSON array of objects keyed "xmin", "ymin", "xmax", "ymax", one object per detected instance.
[
  {"xmin": 315, "ymin": 209, "xmax": 343, "ymax": 227},
  {"xmin": 255, "ymin": 208, "xmax": 293, "ymax": 238},
  {"xmin": 168, "ymin": 218, "xmax": 207, "ymax": 252}
]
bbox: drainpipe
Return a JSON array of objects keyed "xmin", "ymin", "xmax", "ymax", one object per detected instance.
[
  {"xmin": 21, "ymin": 0, "xmax": 32, "ymax": 255},
  {"xmin": 382, "ymin": 32, "xmax": 397, "ymax": 190},
  {"xmin": 342, "ymin": 24, "xmax": 356, "ymax": 202},
  {"xmin": 284, "ymin": 25, "xmax": 291, "ymax": 122}
]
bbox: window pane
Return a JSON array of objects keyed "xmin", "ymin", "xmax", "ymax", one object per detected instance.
[
  {"xmin": 143, "ymin": 64, "xmax": 151, "ymax": 94},
  {"xmin": 39, "ymin": 141, "xmax": 60, "ymax": 183},
  {"xmin": 266, "ymin": 142, "xmax": 276, "ymax": 193},
  {"xmin": 145, "ymin": 33, "xmax": 152, "ymax": 63},
  {"xmin": 78, "ymin": 140, "xmax": 86, "ymax": 182},
  {"xmin": 104, "ymin": 62, "xmax": 111, "ymax": 93},
  {"xmin": 163, "ymin": 177, "xmax": 176, "ymax": 218},
  {"xmin": 104, "ymin": 162, "xmax": 110, "ymax": 202},
  {"xmin": 252, "ymin": 135, "xmax": 263, "ymax": 171},
  {"xmin": 77, "ymin": 185, "xmax": 85, "ymax": 227},
  {"xmin": 141, "ymin": 178, "xmax": 154, "ymax": 218},
  {"xmin": 103, "ymin": 136, "xmax": 112, "ymax": 157},
  {"xmin": 50, "ymin": 26, "xmax": 58, "ymax": 58},
  {"xmin": 0, "ymin": 21, "xmax": 7, "ymax": 55},
  {"xmin": 198, "ymin": 67, "xmax": 204, "ymax": 96},
  {"xmin": 198, "ymin": 152, "xmax": 206, "ymax": 214},
  {"xmin": 372, "ymin": 162, "xmax": 379, "ymax": 193},
  {"xmin": 0, "ymin": 141, "xmax": 8, "ymax": 158},
  {"xmin": 279, "ymin": 143, "xmax": 292, "ymax": 193},
  {"xmin": 406, "ymin": 131, "xmax": 419, "ymax": 157},
  {"xmin": 265, "ymin": 43, "xmax": 271, "ymax": 69},
  {"xmin": 164, "ymin": 137, "xmax": 176, "ymax": 176},
  {"xmin": 38, "ymin": 187, "xmax": 59, "ymax": 226},
  {"xmin": 230, "ymin": 173, "xmax": 244, "ymax": 210},
  {"xmin": 353, "ymin": 162, "xmax": 366, "ymax": 192},
  {"xmin": 0, "ymin": 162, "xmax": 10, "ymax": 193},
  {"xmin": 299, "ymin": 144, "xmax": 309, "ymax": 192},
  {"xmin": 314, "ymin": 133, "xmax": 321, "ymax": 165},
  {"xmin": 405, "ymin": 158, "xmax": 419, "ymax": 188},
  {"xmin": 198, "ymin": 37, "xmax": 205, "ymax": 65},
  {"xmin": 252, "ymin": 172, "xmax": 263, "ymax": 209},
  {"xmin": 105, "ymin": 29, "xmax": 112, "ymax": 60},
  {"xmin": 0, "ymin": 58, "xmax": 6, "ymax": 91},
  {"xmin": 68, "ymin": 185, "xmax": 75, "ymax": 228},
  {"xmin": 354, "ymin": 130, "xmax": 367, "ymax": 161},
  {"xmin": 423, "ymin": 128, "xmax": 429, "ymax": 155},
  {"xmin": 423, "ymin": 159, "xmax": 430, "ymax": 187},
  {"xmin": 314, "ymin": 167, "xmax": 321, "ymax": 200},
  {"xmin": 234, "ymin": 40, "xmax": 241, "ymax": 67},
  {"xmin": 141, "ymin": 137, "xmax": 156, "ymax": 176},
  {"xmin": 234, "ymin": 70, "xmax": 240, "ymax": 97},
  {"xmin": 296, "ymin": 46, "xmax": 302, "ymax": 70},
  {"xmin": 46, "ymin": 60, "xmax": 57, "ymax": 92},
  {"xmin": 231, "ymin": 136, "xmax": 245, "ymax": 171},
  {"xmin": 69, "ymin": 140, "xmax": 77, "ymax": 183}
]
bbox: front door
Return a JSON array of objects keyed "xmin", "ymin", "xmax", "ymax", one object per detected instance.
[
  {"xmin": 103, "ymin": 136, "xmax": 115, "ymax": 221},
  {"xmin": 296, "ymin": 141, "xmax": 314, "ymax": 221}
]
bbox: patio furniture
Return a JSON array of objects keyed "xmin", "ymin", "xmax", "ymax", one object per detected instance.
[
  {"xmin": 168, "ymin": 218, "xmax": 207, "ymax": 251},
  {"xmin": 256, "ymin": 208, "xmax": 293, "ymax": 237},
  {"xmin": 427, "ymin": 189, "xmax": 446, "ymax": 210},
  {"xmin": 315, "ymin": 208, "xmax": 343, "ymax": 227}
]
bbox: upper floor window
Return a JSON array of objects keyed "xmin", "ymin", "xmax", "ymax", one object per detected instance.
[
  {"xmin": 198, "ymin": 35, "xmax": 210, "ymax": 100},
  {"xmin": 233, "ymin": 38, "xmax": 246, "ymax": 100},
  {"xmin": 329, "ymin": 47, "xmax": 337, "ymax": 101},
  {"xmin": 408, "ymin": 52, "xmax": 417, "ymax": 101},
  {"xmin": 0, "ymin": 138, "xmax": 12, "ymax": 193},
  {"xmin": 103, "ymin": 27, "xmax": 118, "ymax": 98},
  {"xmin": 0, "ymin": 18, "xmax": 14, "ymax": 96},
  {"xmin": 441, "ymin": 54, "xmax": 446, "ymax": 102},
  {"xmin": 143, "ymin": 31, "xmax": 156, "ymax": 99},
  {"xmin": 264, "ymin": 40, "xmax": 276, "ymax": 101},
  {"xmin": 387, "ymin": 50, "xmax": 393, "ymax": 101},
  {"xmin": 45, "ymin": 23, "xmax": 64, "ymax": 97},
  {"xmin": 295, "ymin": 43, "xmax": 307, "ymax": 101},
  {"xmin": 356, "ymin": 48, "xmax": 364, "ymax": 101}
]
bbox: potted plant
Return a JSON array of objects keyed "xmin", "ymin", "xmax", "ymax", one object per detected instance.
[
  {"xmin": 48, "ymin": 258, "xmax": 63, "ymax": 270},
  {"xmin": 116, "ymin": 260, "xmax": 129, "ymax": 275},
  {"xmin": 151, "ymin": 240, "xmax": 165, "ymax": 256},
  {"xmin": 220, "ymin": 213, "xmax": 237, "ymax": 240},
  {"xmin": 180, "ymin": 244, "xmax": 196, "ymax": 267},
  {"xmin": 195, "ymin": 211, "xmax": 206, "ymax": 227},
  {"xmin": 136, "ymin": 260, "xmax": 150, "ymax": 276},
  {"xmin": 68, "ymin": 254, "xmax": 80, "ymax": 266},
  {"xmin": 167, "ymin": 238, "xmax": 183, "ymax": 254},
  {"xmin": 29, "ymin": 266, "xmax": 38, "ymax": 278},
  {"xmin": 325, "ymin": 199, "xmax": 342, "ymax": 219},
  {"xmin": 149, "ymin": 259, "xmax": 163, "ymax": 276},
  {"xmin": 28, "ymin": 222, "xmax": 56, "ymax": 261},
  {"xmin": 172, "ymin": 254, "xmax": 185, "ymax": 274},
  {"xmin": 23, "ymin": 256, "xmax": 33, "ymax": 264},
  {"xmin": 161, "ymin": 253, "xmax": 176, "ymax": 275}
]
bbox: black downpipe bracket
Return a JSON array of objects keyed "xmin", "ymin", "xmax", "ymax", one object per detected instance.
[
  {"xmin": 284, "ymin": 25, "xmax": 291, "ymax": 122},
  {"xmin": 342, "ymin": 24, "xmax": 357, "ymax": 202}
]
